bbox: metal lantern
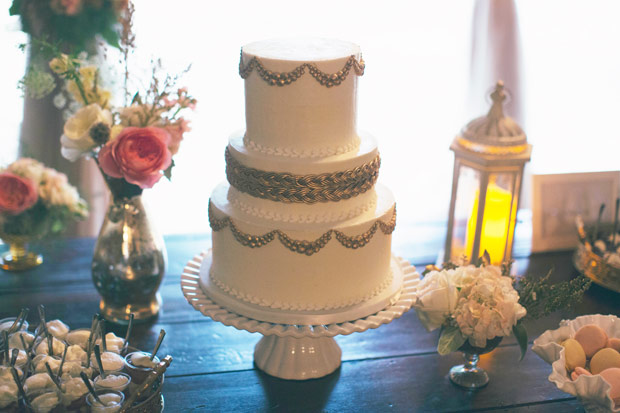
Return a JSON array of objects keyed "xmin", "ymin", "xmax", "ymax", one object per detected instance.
[{"xmin": 444, "ymin": 81, "xmax": 532, "ymax": 265}]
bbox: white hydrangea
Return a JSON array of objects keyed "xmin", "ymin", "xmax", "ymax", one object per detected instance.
[
  {"xmin": 5, "ymin": 157, "xmax": 46, "ymax": 183},
  {"xmin": 453, "ymin": 266, "xmax": 526, "ymax": 348},
  {"xmin": 38, "ymin": 168, "xmax": 86, "ymax": 215}
]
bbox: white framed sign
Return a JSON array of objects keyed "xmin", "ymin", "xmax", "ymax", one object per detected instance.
[{"xmin": 532, "ymin": 171, "xmax": 620, "ymax": 252}]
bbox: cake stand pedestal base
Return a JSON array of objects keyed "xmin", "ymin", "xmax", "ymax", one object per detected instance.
[
  {"xmin": 254, "ymin": 335, "xmax": 342, "ymax": 380},
  {"xmin": 181, "ymin": 252, "xmax": 419, "ymax": 380}
]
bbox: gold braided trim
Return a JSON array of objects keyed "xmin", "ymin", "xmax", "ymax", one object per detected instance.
[
  {"xmin": 209, "ymin": 201, "xmax": 396, "ymax": 256},
  {"xmin": 226, "ymin": 147, "xmax": 380, "ymax": 204},
  {"xmin": 239, "ymin": 51, "xmax": 365, "ymax": 87}
]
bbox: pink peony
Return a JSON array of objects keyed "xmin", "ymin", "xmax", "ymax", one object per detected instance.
[
  {"xmin": 99, "ymin": 127, "xmax": 172, "ymax": 189},
  {"xmin": 164, "ymin": 118, "xmax": 190, "ymax": 155},
  {"xmin": 0, "ymin": 172, "xmax": 39, "ymax": 215}
]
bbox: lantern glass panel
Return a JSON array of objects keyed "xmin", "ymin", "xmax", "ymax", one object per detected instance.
[
  {"xmin": 469, "ymin": 172, "xmax": 517, "ymax": 264},
  {"xmin": 450, "ymin": 164, "xmax": 481, "ymax": 261}
]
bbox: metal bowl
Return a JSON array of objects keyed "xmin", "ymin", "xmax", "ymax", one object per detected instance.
[{"xmin": 573, "ymin": 244, "xmax": 620, "ymax": 293}]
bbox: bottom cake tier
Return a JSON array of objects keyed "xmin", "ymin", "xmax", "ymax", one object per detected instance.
[{"xmin": 207, "ymin": 183, "xmax": 396, "ymax": 313}]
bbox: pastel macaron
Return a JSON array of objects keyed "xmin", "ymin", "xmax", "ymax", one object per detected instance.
[
  {"xmin": 571, "ymin": 366, "xmax": 592, "ymax": 381},
  {"xmin": 599, "ymin": 367, "xmax": 620, "ymax": 401},
  {"xmin": 608, "ymin": 337, "xmax": 620, "ymax": 352},
  {"xmin": 574, "ymin": 324, "xmax": 608, "ymax": 358},
  {"xmin": 561, "ymin": 338, "xmax": 586, "ymax": 371},
  {"xmin": 590, "ymin": 348, "xmax": 620, "ymax": 375}
]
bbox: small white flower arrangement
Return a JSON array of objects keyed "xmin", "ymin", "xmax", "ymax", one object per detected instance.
[{"xmin": 413, "ymin": 252, "xmax": 591, "ymax": 358}]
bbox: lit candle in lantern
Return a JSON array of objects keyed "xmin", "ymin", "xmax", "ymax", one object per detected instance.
[
  {"xmin": 465, "ymin": 180, "xmax": 513, "ymax": 264},
  {"xmin": 444, "ymin": 81, "xmax": 531, "ymax": 266}
]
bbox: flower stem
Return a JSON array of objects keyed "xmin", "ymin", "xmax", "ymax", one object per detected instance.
[{"xmin": 72, "ymin": 75, "xmax": 90, "ymax": 106}]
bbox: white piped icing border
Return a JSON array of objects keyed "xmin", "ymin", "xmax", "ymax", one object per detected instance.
[
  {"xmin": 209, "ymin": 270, "xmax": 394, "ymax": 312},
  {"xmin": 230, "ymin": 195, "xmax": 377, "ymax": 224},
  {"xmin": 243, "ymin": 134, "xmax": 360, "ymax": 159}
]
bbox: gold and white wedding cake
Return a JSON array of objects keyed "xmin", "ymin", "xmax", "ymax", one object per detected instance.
[{"xmin": 203, "ymin": 38, "xmax": 399, "ymax": 322}]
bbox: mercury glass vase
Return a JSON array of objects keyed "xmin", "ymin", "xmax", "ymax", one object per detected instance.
[
  {"xmin": 449, "ymin": 336, "xmax": 503, "ymax": 389},
  {"xmin": 0, "ymin": 234, "xmax": 43, "ymax": 271},
  {"xmin": 92, "ymin": 194, "xmax": 166, "ymax": 324}
]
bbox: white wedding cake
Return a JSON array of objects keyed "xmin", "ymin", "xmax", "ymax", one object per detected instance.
[{"xmin": 203, "ymin": 38, "xmax": 398, "ymax": 322}]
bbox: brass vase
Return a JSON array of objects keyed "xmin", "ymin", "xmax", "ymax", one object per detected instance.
[
  {"xmin": 0, "ymin": 234, "xmax": 43, "ymax": 271},
  {"xmin": 92, "ymin": 193, "xmax": 166, "ymax": 324}
]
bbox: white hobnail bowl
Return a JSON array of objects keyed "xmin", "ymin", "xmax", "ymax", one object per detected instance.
[{"xmin": 532, "ymin": 314, "xmax": 620, "ymax": 412}]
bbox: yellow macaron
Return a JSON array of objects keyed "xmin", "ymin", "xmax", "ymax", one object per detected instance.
[
  {"xmin": 561, "ymin": 338, "xmax": 586, "ymax": 372},
  {"xmin": 590, "ymin": 347, "xmax": 620, "ymax": 375}
]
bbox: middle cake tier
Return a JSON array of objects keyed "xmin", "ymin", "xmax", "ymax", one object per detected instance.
[{"xmin": 208, "ymin": 182, "xmax": 396, "ymax": 312}]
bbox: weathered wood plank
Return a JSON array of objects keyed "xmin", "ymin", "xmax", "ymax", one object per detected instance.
[
  {"xmin": 161, "ymin": 344, "xmax": 577, "ymax": 412},
  {"xmin": 0, "ymin": 234, "xmax": 211, "ymax": 293}
]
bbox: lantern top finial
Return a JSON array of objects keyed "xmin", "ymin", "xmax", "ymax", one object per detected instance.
[
  {"xmin": 488, "ymin": 80, "xmax": 506, "ymax": 119},
  {"xmin": 456, "ymin": 80, "xmax": 528, "ymax": 156}
]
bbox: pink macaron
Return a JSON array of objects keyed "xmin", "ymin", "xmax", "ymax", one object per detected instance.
[
  {"xmin": 574, "ymin": 324, "xmax": 608, "ymax": 358},
  {"xmin": 608, "ymin": 337, "xmax": 620, "ymax": 352},
  {"xmin": 599, "ymin": 367, "xmax": 620, "ymax": 402},
  {"xmin": 571, "ymin": 366, "xmax": 592, "ymax": 381}
]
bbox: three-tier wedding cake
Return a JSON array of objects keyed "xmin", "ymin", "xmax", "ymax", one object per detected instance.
[{"xmin": 202, "ymin": 38, "xmax": 399, "ymax": 323}]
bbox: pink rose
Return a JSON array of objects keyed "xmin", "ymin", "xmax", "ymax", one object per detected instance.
[
  {"xmin": 0, "ymin": 172, "xmax": 38, "ymax": 215},
  {"xmin": 99, "ymin": 127, "xmax": 172, "ymax": 189},
  {"xmin": 164, "ymin": 118, "xmax": 191, "ymax": 155}
]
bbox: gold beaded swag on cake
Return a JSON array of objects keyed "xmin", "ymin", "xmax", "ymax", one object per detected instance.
[
  {"xmin": 239, "ymin": 51, "xmax": 365, "ymax": 87},
  {"xmin": 221, "ymin": 47, "xmax": 390, "ymax": 254},
  {"xmin": 225, "ymin": 148, "xmax": 381, "ymax": 204},
  {"xmin": 209, "ymin": 202, "xmax": 396, "ymax": 256}
]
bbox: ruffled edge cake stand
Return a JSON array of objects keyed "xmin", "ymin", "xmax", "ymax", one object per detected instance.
[{"xmin": 181, "ymin": 251, "xmax": 419, "ymax": 380}]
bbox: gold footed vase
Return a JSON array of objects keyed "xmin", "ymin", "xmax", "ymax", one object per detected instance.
[
  {"xmin": 0, "ymin": 234, "xmax": 43, "ymax": 271},
  {"xmin": 92, "ymin": 194, "xmax": 166, "ymax": 324}
]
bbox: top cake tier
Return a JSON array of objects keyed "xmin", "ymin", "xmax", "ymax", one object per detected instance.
[{"xmin": 241, "ymin": 38, "xmax": 363, "ymax": 158}]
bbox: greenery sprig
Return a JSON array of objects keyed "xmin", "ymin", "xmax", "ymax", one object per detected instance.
[{"xmin": 516, "ymin": 270, "xmax": 592, "ymax": 321}]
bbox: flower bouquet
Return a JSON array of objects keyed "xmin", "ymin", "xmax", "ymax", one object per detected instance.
[
  {"xmin": 24, "ymin": 12, "xmax": 196, "ymax": 322},
  {"xmin": 0, "ymin": 158, "xmax": 87, "ymax": 271},
  {"xmin": 49, "ymin": 52, "xmax": 196, "ymax": 193},
  {"xmin": 61, "ymin": 60, "xmax": 193, "ymax": 322},
  {"xmin": 412, "ymin": 252, "xmax": 592, "ymax": 389}
]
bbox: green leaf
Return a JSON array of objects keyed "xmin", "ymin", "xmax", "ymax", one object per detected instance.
[
  {"xmin": 131, "ymin": 92, "xmax": 142, "ymax": 105},
  {"xmin": 481, "ymin": 250, "xmax": 491, "ymax": 266},
  {"xmin": 100, "ymin": 26, "xmax": 120, "ymax": 49},
  {"xmin": 513, "ymin": 322, "xmax": 528, "ymax": 361},
  {"xmin": 163, "ymin": 159, "xmax": 175, "ymax": 181},
  {"xmin": 438, "ymin": 325, "xmax": 466, "ymax": 356},
  {"xmin": 9, "ymin": 0, "xmax": 22, "ymax": 16}
]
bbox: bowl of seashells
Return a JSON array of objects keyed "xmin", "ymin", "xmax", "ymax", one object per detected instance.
[{"xmin": 0, "ymin": 306, "xmax": 171, "ymax": 412}]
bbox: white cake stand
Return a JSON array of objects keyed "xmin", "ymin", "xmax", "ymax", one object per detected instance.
[{"xmin": 181, "ymin": 251, "xmax": 419, "ymax": 380}]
